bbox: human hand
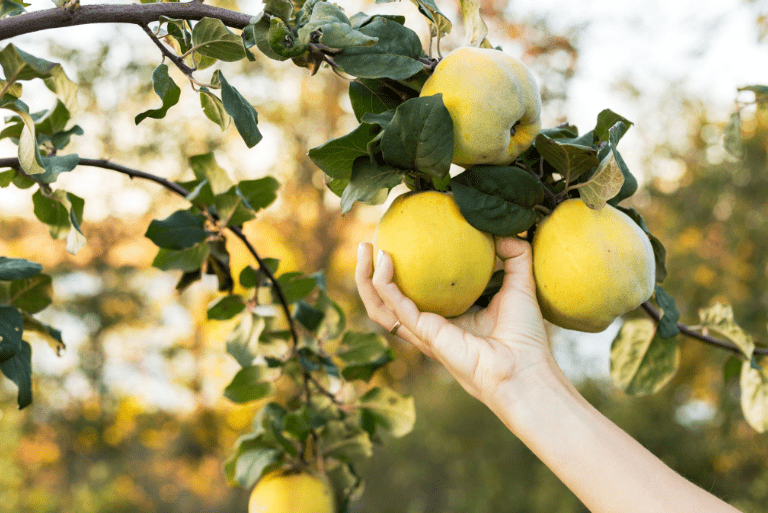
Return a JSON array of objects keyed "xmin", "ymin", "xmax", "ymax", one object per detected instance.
[{"xmin": 355, "ymin": 236, "xmax": 556, "ymax": 405}]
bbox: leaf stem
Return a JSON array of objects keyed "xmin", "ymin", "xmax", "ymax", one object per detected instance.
[{"xmin": 140, "ymin": 23, "xmax": 195, "ymax": 76}]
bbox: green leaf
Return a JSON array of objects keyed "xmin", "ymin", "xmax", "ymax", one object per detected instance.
[
  {"xmin": 192, "ymin": 17, "xmax": 247, "ymax": 62},
  {"xmin": 9, "ymin": 273, "xmax": 52, "ymax": 314},
  {"xmin": 593, "ymin": 109, "xmax": 633, "ymax": 146},
  {"xmin": 31, "ymin": 190, "xmax": 86, "ymax": 254},
  {"xmin": 334, "ymin": 16, "xmax": 425, "ymax": 80},
  {"xmin": 36, "ymin": 154, "xmax": 80, "ymax": 184},
  {"xmin": 740, "ymin": 357, "xmax": 768, "ymax": 433},
  {"xmin": 226, "ymin": 312, "xmax": 265, "ymax": 367},
  {"xmin": 237, "ymin": 176, "xmax": 280, "ymax": 212},
  {"xmin": 189, "ymin": 152, "xmax": 233, "ymax": 195},
  {"xmin": 0, "ymin": 339, "xmax": 32, "ymax": 409},
  {"xmin": 408, "ymin": 0, "xmax": 452, "ymax": 38},
  {"xmin": 293, "ymin": 301, "xmax": 325, "ymax": 331},
  {"xmin": 315, "ymin": 289, "xmax": 346, "ymax": 340},
  {"xmin": 348, "ymin": 79, "xmax": 403, "ymax": 122},
  {"xmin": 379, "ymin": 94, "xmax": 453, "ymax": 178},
  {"xmin": 145, "ymin": 209, "xmax": 208, "ymax": 250},
  {"xmin": 0, "ymin": 257, "xmax": 42, "ymax": 281},
  {"xmin": 225, "ymin": 437, "xmax": 282, "ymax": 488},
  {"xmin": 698, "ymin": 303, "xmax": 755, "ymax": 360},
  {"xmin": 1, "ymin": 99, "xmax": 45, "ymax": 175},
  {"xmin": 654, "ymin": 286, "xmax": 680, "ymax": 339},
  {"xmin": 199, "ymin": 88, "xmax": 231, "ymax": 131},
  {"xmin": 357, "ymin": 386, "xmax": 416, "ymax": 437},
  {"xmin": 262, "ymin": 0, "xmax": 293, "ymax": 22},
  {"xmin": 151, "ymin": 242, "xmax": 210, "ymax": 272},
  {"xmin": 0, "ymin": 169, "xmax": 15, "ymax": 187},
  {"xmin": 534, "ymin": 133, "xmax": 599, "ymax": 183},
  {"xmin": 266, "ymin": 17, "xmax": 309, "ymax": 58},
  {"xmin": 219, "ymin": 72, "xmax": 263, "ymax": 148},
  {"xmin": 44, "ymin": 65, "xmax": 79, "ymax": 114},
  {"xmin": 0, "ymin": 44, "xmax": 58, "ymax": 82},
  {"xmin": 244, "ymin": 16, "xmax": 290, "ymax": 62},
  {"xmin": 610, "ymin": 318, "xmax": 680, "ymax": 396},
  {"xmin": 0, "ymin": 0, "xmax": 28, "ymax": 17},
  {"xmin": 319, "ymin": 420, "xmax": 374, "ymax": 462},
  {"xmin": 207, "ymin": 295, "xmax": 246, "ymax": 321},
  {"xmin": 135, "ymin": 64, "xmax": 181, "ymax": 124},
  {"xmin": 451, "ymin": 165, "xmax": 544, "ymax": 236},
  {"xmin": 297, "ymin": 1, "xmax": 378, "ymax": 49},
  {"xmin": 605, "ymin": 122, "xmax": 638, "ymax": 206},
  {"xmin": 578, "ymin": 150, "xmax": 625, "ymax": 210},
  {"xmin": 309, "ymin": 122, "xmax": 377, "ymax": 180},
  {"xmin": 0, "ymin": 305, "xmax": 23, "ymax": 363},
  {"xmin": 275, "ymin": 272, "xmax": 316, "ymax": 303},
  {"xmin": 340, "ymin": 156, "xmax": 404, "ymax": 214},
  {"xmin": 224, "ymin": 364, "xmax": 274, "ymax": 403},
  {"xmin": 337, "ymin": 331, "xmax": 393, "ymax": 382}
]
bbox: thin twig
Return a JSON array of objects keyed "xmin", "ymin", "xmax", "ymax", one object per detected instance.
[
  {"xmin": 140, "ymin": 23, "xmax": 195, "ymax": 76},
  {"xmin": 0, "ymin": 155, "xmax": 301, "ymax": 348},
  {"xmin": 641, "ymin": 301, "xmax": 768, "ymax": 356}
]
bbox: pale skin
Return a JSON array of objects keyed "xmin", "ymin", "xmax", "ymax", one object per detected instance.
[{"xmin": 356, "ymin": 237, "xmax": 741, "ymax": 513}]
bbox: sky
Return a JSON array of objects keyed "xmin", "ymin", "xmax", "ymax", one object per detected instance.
[{"xmin": 2, "ymin": 0, "xmax": 767, "ymax": 406}]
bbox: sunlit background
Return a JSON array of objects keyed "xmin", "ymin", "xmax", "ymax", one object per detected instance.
[{"xmin": 1, "ymin": 0, "xmax": 768, "ymax": 511}]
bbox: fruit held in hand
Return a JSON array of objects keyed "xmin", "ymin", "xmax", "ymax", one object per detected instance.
[
  {"xmin": 373, "ymin": 191, "xmax": 496, "ymax": 318},
  {"xmin": 532, "ymin": 198, "xmax": 655, "ymax": 333},
  {"xmin": 248, "ymin": 469, "xmax": 335, "ymax": 513},
  {"xmin": 419, "ymin": 47, "xmax": 542, "ymax": 167}
]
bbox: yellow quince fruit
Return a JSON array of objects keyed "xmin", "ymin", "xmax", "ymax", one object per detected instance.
[
  {"xmin": 419, "ymin": 47, "xmax": 542, "ymax": 167},
  {"xmin": 532, "ymin": 198, "xmax": 656, "ymax": 333},
  {"xmin": 373, "ymin": 191, "xmax": 496, "ymax": 318},
  {"xmin": 248, "ymin": 469, "xmax": 335, "ymax": 513}
]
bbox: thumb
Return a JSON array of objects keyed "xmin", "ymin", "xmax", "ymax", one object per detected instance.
[{"xmin": 496, "ymin": 237, "xmax": 537, "ymax": 297}]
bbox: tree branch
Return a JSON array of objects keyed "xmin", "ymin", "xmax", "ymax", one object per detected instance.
[
  {"xmin": 641, "ymin": 301, "xmax": 768, "ymax": 356},
  {"xmin": 140, "ymin": 23, "xmax": 195, "ymax": 77},
  {"xmin": 0, "ymin": 155, "xmax": 300, "ymax": 348},
  {"xmin": 0, "ymin": 2, "xmax": 253, "ymax": 40}
]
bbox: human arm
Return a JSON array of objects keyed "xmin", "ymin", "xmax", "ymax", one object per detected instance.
[{"xmin": 355, "ymin": 237, "xmax": 741, "ymax": 513}]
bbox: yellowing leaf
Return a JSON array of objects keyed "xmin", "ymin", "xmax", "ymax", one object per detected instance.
[
  {"xmin": 610, "ymin": 318, "xmax": 680, "ymax": 395},
  {"xmin": 740, "ymin": 358, "xmax": 768, "ymax": 433},
  {"xmin": 698, "ymin": 303, "xmax": 754, "ymax": 360},
  {"xmin": 579, "ymin": 150, "xmax": 624, "ymax": 210},
  {"xmin": 460, "ymin": 0, "xmax": 489, "ymax": 48}
]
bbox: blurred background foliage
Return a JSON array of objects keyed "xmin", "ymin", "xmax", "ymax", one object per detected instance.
[{"xmin": 1, "ymin": 0, "xmax": 767, "ymax": 511}]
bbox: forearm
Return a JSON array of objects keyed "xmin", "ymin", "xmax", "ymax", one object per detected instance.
[{"xmin": 488, "ymin": 363, "xmax": 740, "ymax": 513}]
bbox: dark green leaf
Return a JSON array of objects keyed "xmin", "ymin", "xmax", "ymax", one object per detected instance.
[
  {"xmin": 151, "ymin": 243, "xmax": 210, "ymax": 272},
  {"xmin": 0, "ymin": 339, "xmax": 32, "ymax": 409},
  {"xmin": 337, "ymin": 331, "xmax": 393, "ymax": 382},
  {"xmin": 239, "ymin": 266, "xmax": 259, "ymax": 288},
  {"xmin": 308, "ymin": 122, "xmax": 377, "ymax": 179},
  {"xmin": 654, "ymin": 286, "xmax": 680, "ymax": 339},
  {"xmin": 0, "ymin": 305, "xmax": 23, "ymax": 363},
  {"xmin": 20, "ymin": 312, "xmax": 64, "ymax": 355},
  {"xmin": 349, "ymin": 79, "xmax": 403, "ymax": 122},
  {"xmin": 275, "ymin": 271, "xmax": 316, "ymax": 303},
  {"xmin": 0, "ymin": 0, "xmax": 28, "ymax": 17},
  {"xmin": 219, "ymin": 72, "xmax": 263, "ymax": 148},
  {"xmin": 36, "ymin": 154, "xmax": 80, "ymax": 184},
  {"xmin": 208, "ymin": 295, "xmax": 246, "ymax": 321},
  {"xmin": 294, "ymin": 301, "xmax": 325, "ymax": 331},
  {"xmin": 192, "ymin": 17, "xmax": 247, "ymax": 62},
  {"xmin": 145, "ymin": 209, "xmax": 208, "ymax": 250},
  {"xmin": 227, "ymin": 440, "xmax": 282, "ymax": 488},
  {"xmin": 539, "ymin": 123, "xmax": 578, "ymax": 140},
  {"xmin": 297, "ymin": 1, "xmax": 378, "ymax": 50},
  {"xmin": 10, "ymin": 274, "xmax": 52, "ymax": 314},
  {"xmin": 593, "ymin": 109, "xmax": 633, "ymax": 145},
  {"xmin": 451, "ymin": 165, "xmax": 544, "ymax": 236},
  {"xmin": 334, "ymin": 17, "xmax": 425, "ymax": 80},
  {"xmin": 534, "ymin": 133, "xmax": 599, "ymax": 182},
  {"xmin": 605, "ymin": 122, "xmax": 638, "ymax": 205},
  {"xmin": 723, "ymin": 356, "xmax": 741, "ymax": 383},
  {"xmin": 135, "ymin": 64, "xmax": 181, "ymax": 124},
  {"xmin": 0, "ymin": 169, "xmax": 15, "ymax": 187},
  {"xmin": 0, "ymin": 44, "xmax": 58, "ymax": 82},
  {"xmin": 224, "ymin": 365, "xmax": 274, "ymax": 403},
  {"xmin": 244, "ymin": 16, "xmax": 290, "ymax": 61},
  {"xmin": 0, "ymin": 257, "xmax": 42, "ymax": 281},
  {"xmin": 237, "ymin": 176, "xmax": 280, "ymax": 212},
  {"xmin": 340, "ymin": 156, "xmax": 404, "ymax": 214},
  {"xmin": 379, "ymin": 94, "xmax": 453, "ymax": 178}
]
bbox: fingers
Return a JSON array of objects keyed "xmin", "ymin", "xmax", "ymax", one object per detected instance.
[
  {"xmin": 496, "ymin": 236, "xmax": 537, "ymax": 296},
  {"xmin": 355, "ymin": 243, "xmax": 432, "ymax": 356}
]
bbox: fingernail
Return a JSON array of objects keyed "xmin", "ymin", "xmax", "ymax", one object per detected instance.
[
  {"xmin": 357, "ymin": 243, "xmax": 365, "ymax": 260},
  {"xmin": 376, "ymin": 249, "xmax": 385, "ymax": 268}
]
